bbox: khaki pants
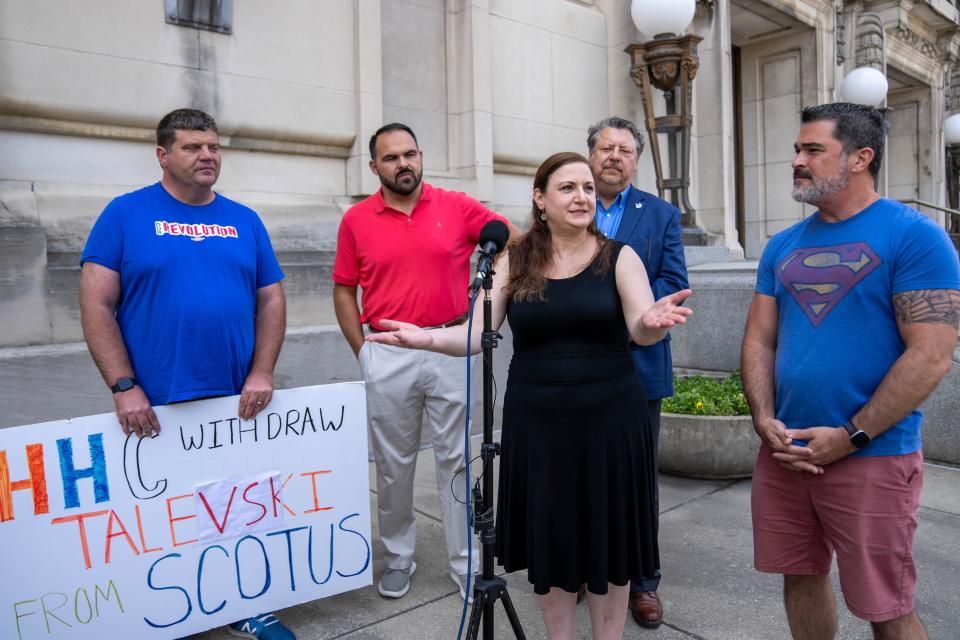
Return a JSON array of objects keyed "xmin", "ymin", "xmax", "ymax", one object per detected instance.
[{"xmin": 359, "ymin": 341, "xmax": 478, "ymax": 576}]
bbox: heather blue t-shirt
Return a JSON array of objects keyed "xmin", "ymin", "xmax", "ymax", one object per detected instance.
[
  {"xmin": 756, "ymin": 198, "xmax": 960, "ymax": 457},
  {"xmin": 81, "ymin": 182, "xmax": 284, "ymax": 405}
]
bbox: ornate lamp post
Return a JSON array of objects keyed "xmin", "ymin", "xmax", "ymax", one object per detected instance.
[{"xmin": 625, "ymin": 0, "xmax": 705, "ymax": 245}]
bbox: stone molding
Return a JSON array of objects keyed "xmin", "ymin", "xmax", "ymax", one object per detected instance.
[
  {"xmin": 491, "ymin": 162, "xmax": 537, "ymax": 176},
  {"xmin": 0, "ymin": 114, "xmax": 353, "ymax": 159},
  {"xmin": 890, "ymin": 24, "xmax": 941, "ymax": 60}
]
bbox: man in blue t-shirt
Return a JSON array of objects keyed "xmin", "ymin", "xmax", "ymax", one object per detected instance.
[
  {"xmin": 80, "ymin": 109, "xmax": 293, "ymax": 640},
  {"xmin": 742, "ymin": 103, "xmax": 959, "ymax": 640}
]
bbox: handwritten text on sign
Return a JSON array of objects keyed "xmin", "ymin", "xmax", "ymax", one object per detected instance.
[{"xmin": 0, "ymin": 383, "xmax": 371, "ymax": 639}]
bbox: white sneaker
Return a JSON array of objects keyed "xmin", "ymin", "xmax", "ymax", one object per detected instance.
[{"xmin": 451, "ymin": 571, "xmax": 478, "ymax": 603}]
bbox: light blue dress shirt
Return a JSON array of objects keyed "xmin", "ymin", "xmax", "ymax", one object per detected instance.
[{"xmin": 594, "ymin": 184, "xmax": 632, "ymax": 238}]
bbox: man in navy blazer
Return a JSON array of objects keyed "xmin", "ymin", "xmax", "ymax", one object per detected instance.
[{"xmin": 587, "ymin": 116, "xmax": 689, "ymax": 629}]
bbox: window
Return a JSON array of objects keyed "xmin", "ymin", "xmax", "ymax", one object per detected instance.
[{"xmin": 164, "ymin": 0, "xmax": 233, "ymax": 34}]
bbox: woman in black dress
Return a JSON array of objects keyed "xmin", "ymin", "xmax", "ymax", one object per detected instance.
[{"xmin": 367, "ymin": 152, "xmax": 692, "ymax": 639}]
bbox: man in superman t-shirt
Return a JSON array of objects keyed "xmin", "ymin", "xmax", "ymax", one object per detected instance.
[{"xmin": 742, "ymin": 103, "xmax": 959, "ymax": 640}]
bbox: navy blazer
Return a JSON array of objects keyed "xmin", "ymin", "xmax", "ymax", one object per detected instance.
[{"xmin": 613, "ymin": 186, "xmax": 689, "ymax": 400}]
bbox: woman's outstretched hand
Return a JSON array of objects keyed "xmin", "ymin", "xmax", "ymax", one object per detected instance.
[
  {"xmin": 641, "ymin": 289, "xmax": 694, "ymax": 330},
  {"xmin": 365, "ymin": 319, "xmax": 434, "ymax": 349}
]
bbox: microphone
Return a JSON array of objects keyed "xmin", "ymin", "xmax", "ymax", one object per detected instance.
[{"xmin": 470, "ymin": 220, "xmax": 510, "ymax": 293}]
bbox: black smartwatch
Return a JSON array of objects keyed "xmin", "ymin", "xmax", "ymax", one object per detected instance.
[
  {"xmin": 842, "ymin": 420, "xmax": 871, "ymax": 449},
  {"xmin": 110, "ymin": 377, "xmax": 137, "ymax": 393}
]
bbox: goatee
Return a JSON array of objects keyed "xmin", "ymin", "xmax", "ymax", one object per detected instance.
[{"xmin": 791, "ymin": 163, "xmax": 849, "ymax": 205}]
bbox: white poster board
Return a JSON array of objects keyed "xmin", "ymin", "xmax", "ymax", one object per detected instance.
[{"xmin": 0, "ymin": 383, "xmax": 371, "ymax": 639}]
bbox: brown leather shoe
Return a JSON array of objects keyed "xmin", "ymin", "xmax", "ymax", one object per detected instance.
[{"xmin": 630, "ymin": 591, "xmax": 663, "ymax": 628}]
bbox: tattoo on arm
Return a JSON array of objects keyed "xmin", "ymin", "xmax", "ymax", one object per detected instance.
[{"xmin": 893, "ymin": 289, "xmax": 960, "ymax": 329}]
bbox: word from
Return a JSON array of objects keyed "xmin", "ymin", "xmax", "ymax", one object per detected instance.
[
  {"xmin": 179, "ymin": 406, "xmax": 345, "ymax": 452},
  {"xmin": 154, "ymin": 221, "xmax": 238, "ymax": 239},
  {"xmin": 144, "ymin": 514, "xmax": 370, "ymax": 629},
  {"xmin": 1, "ymin": 434, "xmax": 109, "ymax": 522},
  {"xmin": 52, "ymin": 470, "xmax": 334, "ymax": 570},
  {"xmin": 12, "ymin": 580, "xmax": 123, "ymax": 639}
]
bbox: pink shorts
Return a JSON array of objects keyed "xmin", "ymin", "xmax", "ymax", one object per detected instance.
[{"xmin": 751, "ymin": 443, "xmax": 923, "ymax": 622}]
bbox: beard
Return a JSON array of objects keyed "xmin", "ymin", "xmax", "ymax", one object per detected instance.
[
  {"xmin": 380, "ymin": 167, "xmax": 423, "ymax": 196},
  {"xmin": 791, "ymin": 160, "xmax": 849, "ymax": 205}
]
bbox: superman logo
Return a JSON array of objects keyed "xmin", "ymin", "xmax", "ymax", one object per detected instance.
[{"xmin": 777, "ymin": 242, "xmax": 881, "ymax": 327}]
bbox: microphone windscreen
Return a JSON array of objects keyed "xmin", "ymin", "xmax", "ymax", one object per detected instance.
[{"xmin": 478, "ymin": 220, "xmax": 510, "ymax": 252}]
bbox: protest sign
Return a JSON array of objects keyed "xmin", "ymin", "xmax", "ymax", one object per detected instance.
[{"xmin": 0, "ymin": 383, "xmax": 371, "ymax": 639}]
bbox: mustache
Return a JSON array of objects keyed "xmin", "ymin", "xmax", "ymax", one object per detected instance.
[
  {"xmin": 793, "ymin": 170, "xmax": 812, "ymax": 179},
  {"xmin": 396, "ymin": 170, "xmax": 415, "ymax": 178}
]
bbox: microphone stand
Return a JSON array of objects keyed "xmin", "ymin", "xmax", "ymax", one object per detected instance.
[{"xmin": 465, "ymin": 261, "xmax": 525, "ymax": 640}]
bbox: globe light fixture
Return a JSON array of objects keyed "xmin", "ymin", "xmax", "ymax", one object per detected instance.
[
  {"xmin": 839, "ymin": 66, "xmax": 889, "ymax": 107},
  {"xmin": 944, "ymin": 114, "xmax": 960, "ymax": 226},
  {"xmin": 630, "ymin": 0, "xmax": 696, "ymax": 39},
  {"xmin": 944, "ymin": 113, "xmax": 960, "ymax": 146},
  {"xmin": 626, "ymin": 0, "xmax": 705, "ymax": 243}
]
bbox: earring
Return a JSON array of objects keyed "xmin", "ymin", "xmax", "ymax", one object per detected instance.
[{"xmin": 539, "ymin": 209, "xmax": 546, "ymax": 221}]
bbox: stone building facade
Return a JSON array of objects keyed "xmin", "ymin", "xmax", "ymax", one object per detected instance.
[{"xmin": 2, "ymin": 0, "xmax": 959, "ymax": 347}]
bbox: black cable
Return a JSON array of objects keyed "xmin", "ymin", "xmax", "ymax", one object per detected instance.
[{"xmin": 450, "ymin": 456, "xmax": 482, "ymax": 505}]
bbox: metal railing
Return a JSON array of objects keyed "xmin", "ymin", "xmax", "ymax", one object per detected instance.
[
  {"xmin": 898, "ymin": 199, "xmax": 960, "ymax": 219},
  {"xmin": 898, "ymin": 199, "xmax": 960, "ymax": 251}
]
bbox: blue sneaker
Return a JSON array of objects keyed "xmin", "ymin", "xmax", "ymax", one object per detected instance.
[{"xmin": 227, "ymin": 613, "xmax": 295, "ymax": 639}]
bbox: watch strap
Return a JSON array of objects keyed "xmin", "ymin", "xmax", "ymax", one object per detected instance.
[
  {"xmin": 110, "ymin": 377, "xmax": 137, "ymax": 393},
  {"xmin": 842, "ymin": 420, "xmax": 871, "ymax": 449}
]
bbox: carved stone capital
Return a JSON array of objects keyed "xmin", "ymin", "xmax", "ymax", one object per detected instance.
[
  {"xmin": 836, "ymin": 7, "xmax": 847, "ymax": 66},
  {"xmin": 948, "ymin": 63, "xmax": 960, "ymax": 114},
  {"xmin": 855, "ymin": 12, "xmax": 885, "ymax": 70}
]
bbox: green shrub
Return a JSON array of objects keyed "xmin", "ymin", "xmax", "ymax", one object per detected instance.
[{"xmin": 661, "ymin": 372, "xmax": 751, "ymax": 416}]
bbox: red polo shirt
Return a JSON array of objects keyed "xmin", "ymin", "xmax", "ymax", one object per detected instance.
[{"xmin": 332, "ymin": 182, "xmax": 506, "ymax": 330}]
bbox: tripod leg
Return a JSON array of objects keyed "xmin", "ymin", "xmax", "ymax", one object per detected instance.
[
  {"xmin": 465, "ymin": 589, "xmax": 487, "ymax": 640},
  {"xmin": 498, "ymin": 588, "xmax": 527, "ymax": 640}
]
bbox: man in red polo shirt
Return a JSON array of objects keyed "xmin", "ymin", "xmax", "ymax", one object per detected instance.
[{"xmin": 333, "ymin": 123, "xmax": 516, "ymax": 601}]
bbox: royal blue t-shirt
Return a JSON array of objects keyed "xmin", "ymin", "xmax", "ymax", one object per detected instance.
[
  {"xmin": 81, "ymin": 183, "xmax": 284, "ymax": 405},
  {"xmin": 756, "ymin": 198, "xmax": 960, "ymax": 457}
]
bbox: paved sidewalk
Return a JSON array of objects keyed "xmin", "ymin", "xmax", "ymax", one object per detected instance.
[
  {"xmin": 185, "ymin": 444, "xmax": 960, "ymax": 640},
  {"xmin": 2, "ymin": 332, "xmax": 958, "ymax": 639}
]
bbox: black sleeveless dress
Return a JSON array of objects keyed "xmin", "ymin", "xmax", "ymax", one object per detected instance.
[{"xmin": 495, "ymin": 241, "xmax": 660, "ymax": 595}]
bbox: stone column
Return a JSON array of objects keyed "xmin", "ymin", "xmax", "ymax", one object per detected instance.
[
  {"xmin": 346, "ymin": 0, "xmax": 384, "ymax": 197},
  {"xmin": 446, "ymin": 0, "xmax": 494, "ymax": 200},
  {"xmin": 690, "ymin": 0, "xmax": 741, "ymax": 255}
]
